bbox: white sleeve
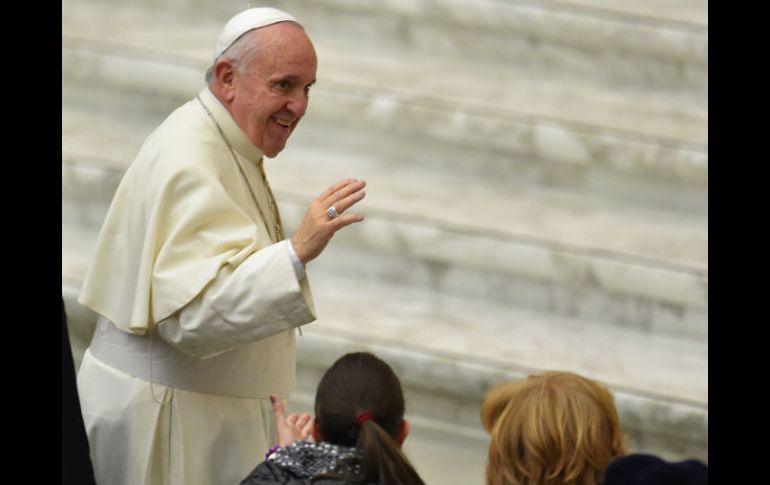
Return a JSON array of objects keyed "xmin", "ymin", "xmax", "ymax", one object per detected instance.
[
  {"xmin": 286, "ymin": 238, "xmax": 306, "ymax": 281},
  {"xmin": 156, "ymin": 240, "xmax": 315, "ymax": 358}
]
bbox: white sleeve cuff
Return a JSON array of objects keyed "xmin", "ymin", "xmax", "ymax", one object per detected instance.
[{"xmin": 286, "ymin": 239, "xmax": 306, "ymax": 281}]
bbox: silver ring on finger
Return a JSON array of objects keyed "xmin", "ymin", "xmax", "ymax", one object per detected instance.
[{"xmin": 327, "ymin": 206, "xmax": 339, "ymax": 219}]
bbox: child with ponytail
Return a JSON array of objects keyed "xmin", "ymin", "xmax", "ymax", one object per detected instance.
[{"xmin": 240, "ymin": 352, "xmax": 426, "ymax": 485}]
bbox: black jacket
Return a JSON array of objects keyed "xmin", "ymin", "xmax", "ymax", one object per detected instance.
[{"xmin": 240, "ymin": 441, "xmax": 365, "ymax": 485}]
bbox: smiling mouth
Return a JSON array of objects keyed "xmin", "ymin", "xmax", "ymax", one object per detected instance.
[{"xmin": 273, "ymin": 117, "xmax": 294, "ymax": 128}]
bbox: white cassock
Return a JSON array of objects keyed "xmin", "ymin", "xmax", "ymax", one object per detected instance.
[{"xmin": 76, "ymin": 86, "xmax": 316, "ymax": 485}]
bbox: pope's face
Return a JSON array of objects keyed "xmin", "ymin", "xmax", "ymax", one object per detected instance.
[{"xmin": 229, "ymin": 23, "xmax": 317, "ymax": 158}]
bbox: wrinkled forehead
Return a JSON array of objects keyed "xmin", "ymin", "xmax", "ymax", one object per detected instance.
[{"xmin": 246, "ymin": 24, "xmax": 317, "ymax": 77}]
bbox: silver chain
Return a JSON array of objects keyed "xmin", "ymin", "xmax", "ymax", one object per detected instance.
[{"xmin": 196, "ymin": 95, "xmax": 282, "ymax": 241}]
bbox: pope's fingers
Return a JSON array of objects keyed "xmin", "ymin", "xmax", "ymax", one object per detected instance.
[
  {"xmin": 321, "ymin": 179, "xmax": 366, "ymax": 206},
  {"xmin": 328, "ymin": 213, "xmax": 365, "ymax": 233},
  {"xmin": 328, "ymin": 189, "xmax": 366, "ymax": 216},
  {"xmin": 319, "ymin": 178, "xmax": 358, "ymax": 200},
  {"xmin": 329, "ymin": 213, "xmax": 365, "ymax": 231}
]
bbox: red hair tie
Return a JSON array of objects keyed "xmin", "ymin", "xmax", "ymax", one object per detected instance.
[{"xmin": 355, "ymin": 411, "xmax": 373, "ymax": 428}]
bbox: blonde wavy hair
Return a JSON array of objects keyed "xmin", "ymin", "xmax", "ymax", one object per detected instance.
[{"xmin": 481, "ymin": 371, "xmax": 626, "ymax": 485}]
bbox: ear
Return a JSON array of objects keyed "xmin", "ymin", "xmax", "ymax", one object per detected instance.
[
  {"xmin": 311, "ymin": 418, "xmax": 322, "ymax": 443},
  {"xmin": 396, "ymin": 419, "xmax": 410, "ymax": 447},
  {"xmin": 213, "ymin": 59, "xmax": 237, "ymax": 102}
]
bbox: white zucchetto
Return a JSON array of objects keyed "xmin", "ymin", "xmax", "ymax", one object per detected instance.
[{"xmin": 214, "ymin": 7, "xmax": 298, "ymax": 60}]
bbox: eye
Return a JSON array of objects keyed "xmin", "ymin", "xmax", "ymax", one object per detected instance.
[{"xmin": 274, "ymin": 80, "xmax": 292, "ymax": 90}]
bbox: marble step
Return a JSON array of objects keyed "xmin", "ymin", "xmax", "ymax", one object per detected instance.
[
  {"xmin": 62, "ymin": 97, "xmax": 707, "ymax": 268},
  {"xmin": 61, "ymin": 1, "xmax": 707, "ymax": 198},
  {"xmin": 62, "ymin": 102, "xmax": 706, "ymax": 340},
  {"xmin": 61, "ymin": 249, "xmax": 708, "ymax": 466},
  {"xmin": 538, "ymin": 0, "xmax": 706, "ymax": 25},
  {"xmin": 62, "ymin": 0, "xmax": 707, "ymax": 94},
  {"xmin": 293, "ymin": 330, "xmax": 707, "ymax": 464},
  {"xmin": 62, "ymin": 203, "xmax": 709, "ymax": 455},
  {"xmin": 61, "ymin": 50, "xmax": 707, "ymax": 216}
]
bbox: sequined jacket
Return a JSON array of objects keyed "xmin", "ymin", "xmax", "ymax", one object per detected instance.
[{"xmin": 240, "ymin": 441, "xmax": 367, "ymax": 485}]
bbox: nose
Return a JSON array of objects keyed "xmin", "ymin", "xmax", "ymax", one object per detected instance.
[{"xmin": 286, "ymin": 90, "xmax": 309, "ymax": 118}]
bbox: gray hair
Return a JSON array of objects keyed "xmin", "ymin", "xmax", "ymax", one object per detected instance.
[{"xmin": 205, "ymin": 29, "xmax": 262, "ymax": 85}]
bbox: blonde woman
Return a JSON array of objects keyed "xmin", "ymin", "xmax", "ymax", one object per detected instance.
[{"xmin": 481, "ymin": 371, "xmax": 626, "ymax": 485}]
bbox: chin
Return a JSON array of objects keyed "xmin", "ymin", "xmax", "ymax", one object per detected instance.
[
  {"xmin": 262, "ymin": 149, "xmax": 282, "ymax": 159},
  {"xmin": 263, "ymin": 143, "xmax": 288, "ymax": 159}
]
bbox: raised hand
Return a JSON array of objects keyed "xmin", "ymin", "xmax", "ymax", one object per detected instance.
[
  {"xmin": 290, "ymin": 178, "xmax": 366, "ymax": 264},
  {"xmin": 270, "ymin": 393, "xmax": 313, "ymax": 447}
]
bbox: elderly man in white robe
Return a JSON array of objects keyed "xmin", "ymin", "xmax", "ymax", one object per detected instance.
[{"xmin": 75, "ymin": 8, "xmax": 366, "ymax": 485}]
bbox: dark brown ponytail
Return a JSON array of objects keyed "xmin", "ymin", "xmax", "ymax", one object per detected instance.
[{"xmin": 311, "ymin": 352, "xmax": 425, "ymax": 485}]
